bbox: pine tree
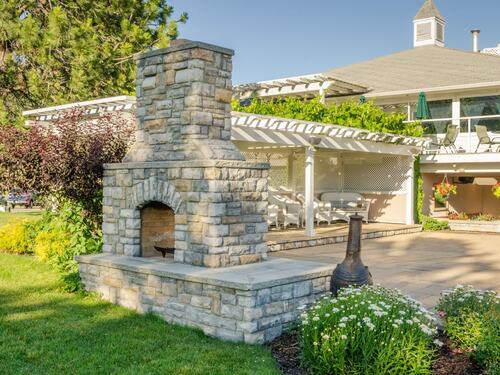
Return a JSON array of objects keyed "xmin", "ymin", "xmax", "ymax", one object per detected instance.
[{"xmin": 0, "ymin": 0, "xmax": 187, "ymax": 124}]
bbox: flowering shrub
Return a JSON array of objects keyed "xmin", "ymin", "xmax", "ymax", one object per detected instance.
[
  {"xmin": 299, "ymin": 286, "xmax": 438, "ymax": 374},
  {"xmin": 493, "ymin": 183, "xmax": 500, "ymax": 199},
  {"xmin": 433, "ymin": 181, "xmax": 457, "ymax": 205},
  {"xmin": 437, "ymin": 285, "xmax": 498, "ymax": 320},
  {"xmin": 437, "ymin": 285, "xmax": 499, "ymax": 374}
]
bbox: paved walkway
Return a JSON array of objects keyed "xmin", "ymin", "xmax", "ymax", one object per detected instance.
[{"xmin": 272, "ymin": 231, "xmax": 500, "ymax": 307}]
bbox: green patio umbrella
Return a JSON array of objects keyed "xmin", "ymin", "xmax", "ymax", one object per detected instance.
[{"xmin": 416, "ymin": 91, "xmax": 430, "ymax": 119}]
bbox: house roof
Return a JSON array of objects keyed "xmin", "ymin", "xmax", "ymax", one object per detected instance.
[
  {"xmin": 414, "ymin": 0, "xmax": 444, "ymax": 21},
  {"xmin": 323, "ymin": 45, "xmax": 500, "ymax": 97}
]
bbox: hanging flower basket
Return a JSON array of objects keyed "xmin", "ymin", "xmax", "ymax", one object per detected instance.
[
  {"xmin": 492, "ymin": 183, "xmax": 500, "ymax": 199},
  {"xmin": 433, "ymin": 179, "xmax": 457, "ymax": 205}
]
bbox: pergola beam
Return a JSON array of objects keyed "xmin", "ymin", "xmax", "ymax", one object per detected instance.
[
  {"xmin": 231, "ymin": 112, "xmax": 425, "ymax": 155},
  {"xmin": 234, "ymin": 73, "xmax": 368, "ymax": 100}
]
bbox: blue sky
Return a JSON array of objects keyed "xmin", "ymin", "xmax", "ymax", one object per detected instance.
[{"xmin": 168, "ymin": 0, "xmax": 500, "ymax": 85}]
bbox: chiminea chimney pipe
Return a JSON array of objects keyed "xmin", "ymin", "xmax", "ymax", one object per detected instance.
[{"xmin": 471, "ymin": 29, "xmax": 480, "ymax": 52}]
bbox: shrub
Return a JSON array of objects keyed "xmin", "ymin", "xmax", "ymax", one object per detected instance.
[
  {"xmin": 476, "ymin": 308, "xmax": 500, "ymax": 375},
  {"xmin": 0, "ymin": 219, "xmax": 39, "ymax": 254},
  {"xmin": 437, "ymin": 285, "xmax": 498, "ymax": 320},
  {"xmin": 437, "ymin": 285, "xmax": 499, "ymax": 373},
  {"xmin": 299, "ymin": 286, "xmax": 437, "ymax": 375},
  {"xmin": 233, "ymin": 97, "xmax": 423, "ymax": 137},
  {"xmin": 0, "ymin": 110, "xmax": 134, "ymax": 223},
  {"xmin": 445, "ymin": 310, "xmax": 483, "ymax": 351},
  {"xmin": 421, "ymin": 216, "xmax": 449, "ymax": 231},
  {"xmin": 33, "ymin": 201, "xmax": 103, "ymax": 291},
  {"xmin": 473, "ymin": 213, "xmax": 495, "ymax": 222},
  {"xmin": 0, "ymin": 202, "xmax": 102, "ymax": 291}
]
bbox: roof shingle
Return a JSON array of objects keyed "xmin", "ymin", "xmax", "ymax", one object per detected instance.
[
  {"xmin": 323, "ymin": 46, "xmax": 500, "ymax": 95},
  {"xmin": 414, "ymin": 0, "xmax": 444, "ymax": 21}
]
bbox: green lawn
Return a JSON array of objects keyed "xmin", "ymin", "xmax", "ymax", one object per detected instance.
[
  {"xmin": 0, "ymin": 252, "xmax": 280, "ymax": 374},
  {"xmin": 0, "ymin": 210, "xmax": 42, "ymax": 227}
]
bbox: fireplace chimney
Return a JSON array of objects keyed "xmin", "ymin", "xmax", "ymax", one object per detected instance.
[{"xmin": 471, "ymin": 29, "xmax": 480, "ymax": 52}]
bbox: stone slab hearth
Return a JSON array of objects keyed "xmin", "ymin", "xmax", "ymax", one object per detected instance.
[{"xmin": 77, "ymin": 254, "xmax": 333, "ymax": 343}]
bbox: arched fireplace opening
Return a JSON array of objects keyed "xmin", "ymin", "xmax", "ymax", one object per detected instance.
[{"xmin": 140, "ymin": 201, "xmax": 175, "ymax": 258}]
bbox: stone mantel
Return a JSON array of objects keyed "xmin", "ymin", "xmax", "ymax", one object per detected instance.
[{"xmin": 104, "ymin": 160, "xmax": 269, "ymax": 170}]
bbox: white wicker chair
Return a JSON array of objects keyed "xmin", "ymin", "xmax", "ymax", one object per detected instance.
[
  {"xmin": 269, "ymin": 191, "xmax": 302, "ymax": 229},
  {"xmin": 267, "ymin": 204, "xmax": 280, "ymax": 229}
]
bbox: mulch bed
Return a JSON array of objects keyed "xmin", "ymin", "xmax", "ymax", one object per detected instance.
[
  {"xmin": 431, "ymin": 332, "xmax": 483, "ymax": 375},
  {"xmin": 268, "ymin": 330, "xmax": 483, "ymax": 375}
]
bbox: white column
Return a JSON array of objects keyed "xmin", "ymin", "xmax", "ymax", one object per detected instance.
[
  {"xmin": 305, "ymin": 145, "xmax": 316, "ymax": 236},
  {"xmin": 319, "ymin": 87, "xmax": 325, "ymax": 104},
  {"xmin": 405, "ymin": 156, "xmax": 415, "ymax": 225},
  {"xmin": 288, "ymin": 153, "xmax": 295, "ymax": 194},
  {"xmin": 452, "ymin": 97, "xmax": 460, "ymax": 125}
]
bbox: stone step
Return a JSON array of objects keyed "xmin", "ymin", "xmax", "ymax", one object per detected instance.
[{"xmin": 267, "ymin": 225, "xmax": 422, "ymax": 252}]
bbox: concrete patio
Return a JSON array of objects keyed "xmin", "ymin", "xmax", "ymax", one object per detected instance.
[{"xmin": 273, "ymin": 230, "xmax": 500, "ymax": 307}]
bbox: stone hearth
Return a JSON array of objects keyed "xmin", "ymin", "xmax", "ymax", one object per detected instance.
[{"xmin": 78, "ymin": 39, "xmax": 332, "ymax": 343}]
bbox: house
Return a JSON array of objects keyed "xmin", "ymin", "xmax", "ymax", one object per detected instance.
[
  {"xmin": 23, "ymin": 0, "xmax": 499, "ymax": 234},
  {"xmin": 233, "ymin": 0, "xmax": 500, "ymax": 219}
]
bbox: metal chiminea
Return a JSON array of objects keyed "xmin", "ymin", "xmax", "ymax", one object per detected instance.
[{"xmin": 330, "ymin": 214, "xmax": 373, "ymax": 295}]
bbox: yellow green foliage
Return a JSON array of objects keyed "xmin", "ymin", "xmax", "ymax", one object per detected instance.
[
  {"xmin": 33, "ymin": 228, "xmax": 69, "ymax": 261},
  {"xmin": 0, "ymin": 201, "xmax": 102, "ymax": 291},
  {"xmin": 0, "ymin": 220, "xmax": 36, "ymax": 254}
]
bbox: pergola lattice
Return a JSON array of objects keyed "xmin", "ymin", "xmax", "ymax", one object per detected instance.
[{"xmin": 233, "ymin": 73, "xmax": 368, "ymax": 101}]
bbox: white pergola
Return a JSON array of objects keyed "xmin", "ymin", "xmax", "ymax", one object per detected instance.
[
  {"xmin": 233, "ymin": 73, "xmax": 368, "ymax": 103},
  {"xmin": 22, "ymin": 96, "xmax": 136, "ymax": 122},
  {"xmin": 231, "ymin": 112, "xmax": 425, "ymax": 235}
]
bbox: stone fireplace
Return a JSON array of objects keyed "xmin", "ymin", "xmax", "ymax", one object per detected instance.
[
  {"xmin": 101, "ymin": 39, "xmax": 269, "ymax": 267},
  {"xmin": 78, "ymin": 39, "xmax": 333, "ymax": 344}
]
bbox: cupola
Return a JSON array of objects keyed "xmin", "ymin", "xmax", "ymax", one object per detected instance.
[{"xmin": 413, "ymin": 0, "xmax": 445, "ymax": 47}]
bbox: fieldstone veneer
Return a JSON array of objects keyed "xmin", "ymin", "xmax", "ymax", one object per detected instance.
[
  {"xmin": 78, "ymin": 255, "xmax": 333, "ymax": 343},
  {"xmin": 79, "ymin": 39, "xmax": 334, "ymax": 344},
  {"xmin": 102, "ymin": 40, "xmax": 269, "ymax": 267}
]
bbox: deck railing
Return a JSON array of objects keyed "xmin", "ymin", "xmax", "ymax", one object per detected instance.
[{"xmin": 404, "ymin": 114, "xmax": 500, "ymax": 153}]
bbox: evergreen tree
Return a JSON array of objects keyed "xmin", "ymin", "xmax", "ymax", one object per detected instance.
[{"xmin": 0, "ymin": 0, "xmax": 187, "ymax": 124}]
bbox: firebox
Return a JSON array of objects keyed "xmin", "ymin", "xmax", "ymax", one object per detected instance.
[{"xmin": 140, "ymin": 202, "xmax": 175, "ymax": 258}]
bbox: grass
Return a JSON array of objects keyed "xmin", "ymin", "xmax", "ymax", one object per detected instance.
[
  {"xmin": 0, "ymin": 232, "xmax": 280, "ymax": 374},
  {"xmin": 0, "ymin": 210, "xmax": 42, "ymax": 227}
]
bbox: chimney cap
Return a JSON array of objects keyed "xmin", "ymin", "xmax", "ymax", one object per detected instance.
[
  {"xmin": 134, "ymin": 40, "xmax": 235, "ymax": 61},
  {"xmin": 471, "ymin": 28, "xmax": 481, "ymax": 34}
]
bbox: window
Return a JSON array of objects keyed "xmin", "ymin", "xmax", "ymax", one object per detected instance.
[
  {"xmin": 416, "ymin": 23, "xmax": 432, "ymax": 42},
  {"xmin": 417, "ymin": 99, "xmax": 452, "ymax": 134},
  {"xmin": 460, "ymin": 95, "xmax": 500, "ymax": 132},
  {"xmin": 436, "ymin": 23, "xmax": 444, "ymax": 42}
]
